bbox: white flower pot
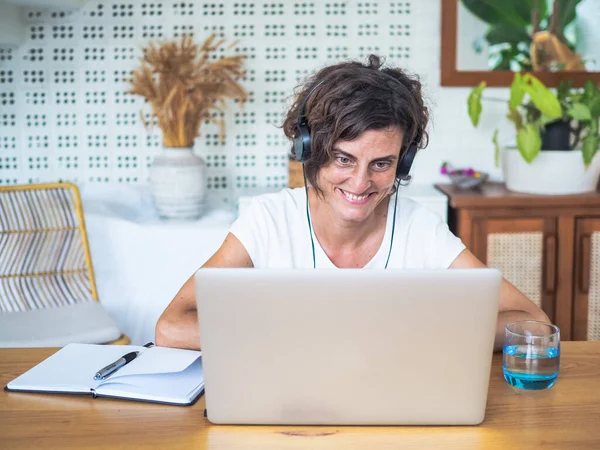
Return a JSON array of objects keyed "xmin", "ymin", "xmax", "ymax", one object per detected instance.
[
  {"xmin": 149, "ymin": 146, "xmax": 206, "ymax": 219},
  {"xmin": 502, "ymin": 147, "xmax": 600, "ymax": 195}
]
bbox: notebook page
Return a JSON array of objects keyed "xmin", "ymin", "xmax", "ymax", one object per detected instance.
[
  {"xmin": 6, "ymin": 343, "xmax": 143, "ymax": 393},
  {"xmin": 105, "ymin": 346, "xmax": 201, "ymax": 379},
  {"xmin": 96, "ymin": 357, "xmax": 204, "ymax": 405}
]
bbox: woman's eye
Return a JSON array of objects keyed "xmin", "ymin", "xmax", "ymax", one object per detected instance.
[
  {"xmin": 374, "ymin": 161, "xmax": 391, "ymax": 170},
  {"xmin": 337, "ymin": 156, "xmax": 351, "ymax": 165}
]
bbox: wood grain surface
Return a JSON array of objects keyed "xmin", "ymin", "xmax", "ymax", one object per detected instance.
[{"xmin": 1, "ymin": 342, "xmax": 600, "ymax": 450}]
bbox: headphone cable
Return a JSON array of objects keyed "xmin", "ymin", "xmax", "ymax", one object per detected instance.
[
  {"xmin": 384, "ymin": 182, "xmax": 399, "ymax": 269},
  {"xmin": 303, "ymin": 166, "xmax": 398, "ymax": 269},
  {"xmin": 303, "ymin": 165, "xmax": 317, "ymax": 269}
]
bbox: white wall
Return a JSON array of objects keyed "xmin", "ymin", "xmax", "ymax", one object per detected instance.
[
  {"xmin": 575, "ymin": 1, "xmax": 600, "ymax": 71},
  {"xmin": 0, "ymin": 0, "xmax": 511, "ymax": 203}
]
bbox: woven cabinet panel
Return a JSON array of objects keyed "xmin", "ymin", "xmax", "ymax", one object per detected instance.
[
  {"xmin": 487, "ymin": 232, "xmax": 543, "ymax": 307},
  {"xmin": 588, "ymin": 233, "xmax": 600, "ymax": 341}
]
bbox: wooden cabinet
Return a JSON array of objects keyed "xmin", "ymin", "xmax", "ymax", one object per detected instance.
[
  {"xmin": 436, "ymin": 183, "xmax": 600, "ymax": 341},
  {"xmin": 574, "ymin": 218, "xmax": 600, "ymax": 340}
]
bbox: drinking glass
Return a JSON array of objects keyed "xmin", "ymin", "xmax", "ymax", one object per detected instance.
[{"xmin": 503, "ymin": 320, "xmax": 560, "ymax": 390}]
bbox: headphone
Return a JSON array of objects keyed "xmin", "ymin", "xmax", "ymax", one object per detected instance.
[{"xmin": 293, "ymin": 72, "xmax": 422, "ymax": 182}]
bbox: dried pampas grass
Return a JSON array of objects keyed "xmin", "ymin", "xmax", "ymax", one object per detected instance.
[{"xmin": 129, "ymin": 34, "xmax": 248, "ymax": 148}]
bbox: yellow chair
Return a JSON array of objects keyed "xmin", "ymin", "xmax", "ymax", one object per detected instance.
[{"xmin": 0, "ymin": 182, "xmax": 129, "ymax": 347}]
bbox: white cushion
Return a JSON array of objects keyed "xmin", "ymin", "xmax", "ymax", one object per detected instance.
[{"xmin": 0, "ymin": 301, "xmax": 122, "ymax": 348}]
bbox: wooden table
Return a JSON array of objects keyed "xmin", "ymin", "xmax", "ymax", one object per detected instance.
[{"xmin": 2, "ymin": 342, "xmax": 600, "ymax": 450}]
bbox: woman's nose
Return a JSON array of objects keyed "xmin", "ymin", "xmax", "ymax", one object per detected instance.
[{"xmin": 349, "ymin": 166, "xmax": 371, "ymax": 192}]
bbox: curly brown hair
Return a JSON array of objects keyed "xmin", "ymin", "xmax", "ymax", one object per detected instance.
[{"xmin": 282, "ymin": 55, "xmax": 429, "ymax": 194}]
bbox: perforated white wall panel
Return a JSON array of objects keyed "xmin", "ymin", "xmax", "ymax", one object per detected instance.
[{"xmin": 0, "ymin": 0, "xmax": 464, "ymax": 204}]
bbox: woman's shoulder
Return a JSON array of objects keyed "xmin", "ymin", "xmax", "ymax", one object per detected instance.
[
  {"xmin": 396, "ymin": 196, "xmax": 444, "ymax": 225},
  {"xmin": 249, "ymin": 187, "xmax": 306, "ymax": 214}
]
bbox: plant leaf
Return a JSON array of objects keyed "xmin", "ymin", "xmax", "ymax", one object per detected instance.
[
  {"xmin": 517, "ymin": 0, "xmax": 543, "ymax": 24},
  {"xmin": 485, "ymin": 25, "xmax": 531, "ymax": 46},
  {"xmin": 509, "ymin": 73, "xmax": 525, "ymax": 111},
  {"xmin": 468, "ymin": 81, "xmax": 486, "ymax": 127},
  {"xmin": 461, "ymin": 0, "xmax": 530, "ymax": 28},
  {"xmin": 540, "ymin": 113, "xmax": 558, "ymax": 127},
  {"xmin": 517, "ymin": 123, "xmax": 542, "ymax": 163},
  {"xmin": 590, "ymin": 97, "xmax": 600, "ymax": 118},
  {"xmin": 591, "ymin": 117, "xmax": 599, "ymax": 136},
  {"xmin": 525, "ymin": 0, "xmax": 547, "ymax": 22},
  {"xmin": 522, "ymin": 74, "xmax": 562, "ymax": 119},
  {"xmin": 507, "ymin": 107, "xmax": 523, "ymax": 132},
  {"xmin": 582, "ymin": 135, "xmax": 598, "ymax": 167},
  {"xmin": 557, "ymin": 80, "xmax": 573, "ymax": 103},
  {"xmin": 492, "ymin": 129, "xmax": 500, "ymax": 168},
  {"xmin": 583, "ymin": 80, "xmax": 597, "ymax": 103},
  {"xmin": 568, "ymin": 103, "xmax": 592, "ymax": 121}
]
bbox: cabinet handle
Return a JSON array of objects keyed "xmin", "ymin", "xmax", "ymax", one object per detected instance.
[
  {"xmin": 580, "ymin": 234, "xmax": 591, "ymax": 294},
  {"xmin": 544, "ymin": 235, "xmax": 557, "ymax": 294}
]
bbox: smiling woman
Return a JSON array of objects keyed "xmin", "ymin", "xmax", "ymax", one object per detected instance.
[
  {"xmin": 155, "ymin": 55, "xmax": 549, "ymax": 351},
  {"xmin": 274, "ymin": 55, "xmax": 428, "ymax": 269}
]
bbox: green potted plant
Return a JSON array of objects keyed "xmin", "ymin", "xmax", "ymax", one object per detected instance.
[{"xmin": 468, "ymin": 73, "xmax": 600, "ymax": 194}]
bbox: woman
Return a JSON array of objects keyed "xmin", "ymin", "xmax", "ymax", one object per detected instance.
[{"xmin": 156, "ymin": 55, "xmax": 548, "ymax": 350}]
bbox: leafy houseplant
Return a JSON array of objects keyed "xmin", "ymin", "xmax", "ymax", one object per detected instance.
[
  {"xmin": 468, "ymin": 73, "xmax": 600, "ymax": 166},
  {"xmin": 128, "ymin": 35, "xmax": 247, "ymax": 219},
  {"xmin": 468, "ymin": 73, "xmax": 600, "ymax": 195}
]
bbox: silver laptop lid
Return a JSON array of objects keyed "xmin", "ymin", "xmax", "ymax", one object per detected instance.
[{"xmin": 196, "ymin": 268, "xmax": 501, "ymax": 425}]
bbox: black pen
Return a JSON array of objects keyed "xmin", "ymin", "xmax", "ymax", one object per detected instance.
[{"xmin": 94, "ymin": 351, "xmax": 139, "ymax": 380}]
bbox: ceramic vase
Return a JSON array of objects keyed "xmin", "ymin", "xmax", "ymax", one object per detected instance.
[{"xmin": 149, "ymin": 146, "xmax": 206, "ymax": 219}]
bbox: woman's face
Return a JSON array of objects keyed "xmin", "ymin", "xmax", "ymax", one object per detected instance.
[{"xmin": 315, "ymin": 127, "xmax": 403, "ymax": 224}]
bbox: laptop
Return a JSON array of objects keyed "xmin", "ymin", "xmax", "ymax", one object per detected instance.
[{"xmin": 195, "ymin": 268, "xmax": 501, "ymax": 425}]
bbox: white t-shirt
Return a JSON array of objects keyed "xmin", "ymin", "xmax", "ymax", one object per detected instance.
[{"xmin": 230, "ymin": 188, "xmax": 466, "ymax": 269}]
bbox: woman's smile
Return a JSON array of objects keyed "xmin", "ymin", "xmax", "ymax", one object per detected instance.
[{"xmin": 336, "ymin": 188, "xmax": 375, "ymax": 205}]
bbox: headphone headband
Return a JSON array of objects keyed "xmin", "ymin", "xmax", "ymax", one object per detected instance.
[
  {"xmin": 293, "ymin": 79, "xmax": 325, "ymax": 163},
  {"xmin": 296, "ymin": 80, "xmax": 325, "ymax": 128},
  {"xmin": 293, "ymin": 71, "xmax": 421, "ymax": 181}
]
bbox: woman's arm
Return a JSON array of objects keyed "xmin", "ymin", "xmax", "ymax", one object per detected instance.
[
  {"xmin": 450, "ymin": 249, "xmax": 550, "ymax": 352},
  {"xmin": 155, "ymin": 233, "xmax": 253, "ymax": 349}
]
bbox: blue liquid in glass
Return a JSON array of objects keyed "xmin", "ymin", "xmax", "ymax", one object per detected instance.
[{"xmin": 503, "ymin": 345, "xmax": 560, "ymax": 390}]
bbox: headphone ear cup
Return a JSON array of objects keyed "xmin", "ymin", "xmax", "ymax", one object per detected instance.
[
  {"xmin": 396, "ymin": 142, "xmax": 418, "ymax": 180},
  {"xmin": 294, "ymin": 124, "xmax": 312, "ymax": 163}
]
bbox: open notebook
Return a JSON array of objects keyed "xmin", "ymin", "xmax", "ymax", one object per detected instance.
[{"xmin": 5, "ymin": 343, "xmax": 204, "ymax": 406}]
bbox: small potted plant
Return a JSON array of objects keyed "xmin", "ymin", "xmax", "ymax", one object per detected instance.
[
  {"xmin": 129, "ymin": 35, "xmax": 247, "ymax": 219},
  {"xmin": 468, "ymin": 73, "xmax": 600, "ymax": 195}
]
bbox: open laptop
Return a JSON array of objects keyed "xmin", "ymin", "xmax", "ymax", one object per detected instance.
[{"xmin": 195, "ymin": 268, "xmax": 501, "ymax": 425}]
